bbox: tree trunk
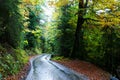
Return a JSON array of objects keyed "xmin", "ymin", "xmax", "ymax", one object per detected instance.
[{"xmin": 71, "ymin": 0, "xmax": 87, "ymax": 59}]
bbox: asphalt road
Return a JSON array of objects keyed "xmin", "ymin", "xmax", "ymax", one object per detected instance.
[{"xmin": 25, "ymin": 54, "xmax": 89, "ymax": 80}]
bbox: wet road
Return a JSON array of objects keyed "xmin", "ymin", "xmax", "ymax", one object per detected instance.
[{"xmin": 25, "ymin": 54, "xmax": 89, "ymax": 80}]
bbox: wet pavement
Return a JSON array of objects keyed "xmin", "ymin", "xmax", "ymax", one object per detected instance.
[{"xmin": 25, "ymin": 54, "xmax": 89, "ymax": 80}]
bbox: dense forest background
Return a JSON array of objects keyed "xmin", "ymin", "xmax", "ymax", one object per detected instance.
[{"xmin": 0, "ymin": 0, "xmax": 120, "ymax": 79}]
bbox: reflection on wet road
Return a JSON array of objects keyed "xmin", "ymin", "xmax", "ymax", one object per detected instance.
[{"xmin": 26, "ymin": 54, "xmax": 89, "ymax": 80}]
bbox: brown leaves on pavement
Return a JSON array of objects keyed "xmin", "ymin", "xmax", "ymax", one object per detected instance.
[{"xmin": 55, "ymin": 59, "xmax": 110, "ymax": 80}]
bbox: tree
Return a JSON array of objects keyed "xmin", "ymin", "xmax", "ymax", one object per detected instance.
[
  {"xmin": 22, "ymin": 0, "xmax": 45, "ymax": 53},
  {"xmin": 94, "ymin": 0, "xmax": 120, "ymax": 72},
  {"xmin": 46, "ymin": 0, "xmax": 78, "ymax": 56},
  {"xmin": 71, "ymin": 0, "xmax": 88, "ymax": 59},
  {"xmin": 0, "ymin": 0, "xmax": 24, "ymax": 48},
  {"xmin": 83, "ymin": 0, "xmax": 120, "ymax": 76}
]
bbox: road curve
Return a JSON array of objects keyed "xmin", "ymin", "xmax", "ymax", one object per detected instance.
[{"xmin": 25, "ymin": 54, "xmax": 89, "ymax": 80}]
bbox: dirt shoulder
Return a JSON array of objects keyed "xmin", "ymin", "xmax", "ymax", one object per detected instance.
[{"xmin": 54, "ymin": 59, "xmax": 110, "ymax": 80}]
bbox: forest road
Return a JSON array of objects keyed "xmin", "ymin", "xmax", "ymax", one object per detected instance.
[{"xmin": 25, "ymin": 54, "xmax": 89, "ymax": 80}]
